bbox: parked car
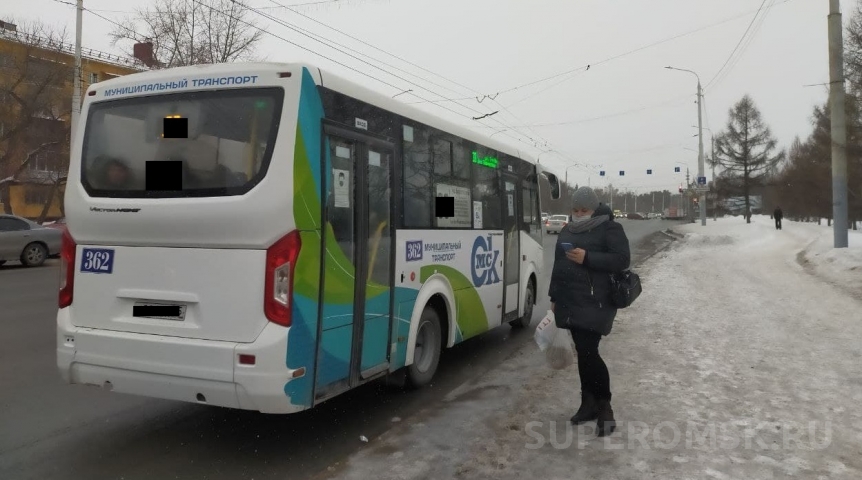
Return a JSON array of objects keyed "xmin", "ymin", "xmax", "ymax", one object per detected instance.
[
  {"xmin": 545, "ymin": 214, "xmax": 569, "ymax": 234},
  {"xmin": 0, "ymin": 214, "xmax": 62, "ymax": 267},
  {"xmin": 44, "ymin": 217, "xmax": 67, "ymax": 230}
]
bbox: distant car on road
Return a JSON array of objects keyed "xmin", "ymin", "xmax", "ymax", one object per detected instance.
[
  {"xmin": 0, "ymin": 214, "xmax": 62, "ymax": 267},
  {"xmin": 545, "ymin": 214, "xmax": 569, "ymax": 234},
  {"xmin": 626, "ymin": 212, "xmax": 645, "ymax": 220},
  {"xmin": 541, "ymin": 212, "xmax": 549, "ymax": 223}
]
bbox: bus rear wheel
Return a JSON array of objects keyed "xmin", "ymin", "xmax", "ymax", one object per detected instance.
[{"xmin": 406, "ymin": 307, "xmax": 442, "ymax": 388}]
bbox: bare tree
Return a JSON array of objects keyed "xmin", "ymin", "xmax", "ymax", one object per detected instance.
[
  {"xmin": 713, "ymin": 95, "xmax": 785, "ymax": 224},
  {"xmin": 109, "ymin": 0, "xmax": 264, "ymax": 68},
  {"xmin": 0, "ymin": 19, "xmax": 71, "ymax": 214}
]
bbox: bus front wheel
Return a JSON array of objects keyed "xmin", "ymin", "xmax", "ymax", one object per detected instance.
[{"xmin": 406, "ymin": 307, "xmax": 442, "ymax": 388}]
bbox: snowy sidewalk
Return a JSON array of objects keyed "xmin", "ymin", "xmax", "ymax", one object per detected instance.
[{"xmin": 318, "ymin": 217, "xmax": 862, "ymax": 480}]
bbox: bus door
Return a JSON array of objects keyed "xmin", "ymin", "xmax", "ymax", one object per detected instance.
[
  {"xmin": 315, "ymin": 125, "xmax": 394, "ymax": 401},
  {"xmin": 501, "ymin": 171, "xmax": 521, "ymax": 322}
]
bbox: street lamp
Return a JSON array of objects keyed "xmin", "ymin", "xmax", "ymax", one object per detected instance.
[
  {"xmin": 694, "ymin": 126, "xmax": 718, "ymax": 221},
  {"xmin": 666, "ymin": 66, "xmax": 707, "ymax": 226}
]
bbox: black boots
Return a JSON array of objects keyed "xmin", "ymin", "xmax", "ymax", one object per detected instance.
[
  {"xmin": 596, "ymin": 399, "xmax": 616, "ymax": 437},
  {"xmin": 570, "ymin": 391, "xmax": 599, "ymax": 424}
]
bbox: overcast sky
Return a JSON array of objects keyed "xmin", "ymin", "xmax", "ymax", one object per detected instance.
[{"xmin": 4, "ymin": 0, "xmax": 835, "ymax": 193}]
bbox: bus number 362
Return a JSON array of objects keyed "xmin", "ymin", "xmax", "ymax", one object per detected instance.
[{"xmin": 82, "ymin": 249, "xmax": 114, "ymax": 273}]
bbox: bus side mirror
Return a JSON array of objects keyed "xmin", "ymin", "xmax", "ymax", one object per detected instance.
[{"xmin": 544, "ymin": 173, "xmax": 561, "ymax": 200}]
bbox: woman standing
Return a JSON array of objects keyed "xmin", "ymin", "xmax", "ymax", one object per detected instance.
[{"xmin": 548, "ymin": 186, "xmax": 631, "ymax": 436}]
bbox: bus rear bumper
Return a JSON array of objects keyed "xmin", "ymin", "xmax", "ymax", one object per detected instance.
[{"xmin": 56, "ymin": 309, "xmax": 307, "ymax": 414}]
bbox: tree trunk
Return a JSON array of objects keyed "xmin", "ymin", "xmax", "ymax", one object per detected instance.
[
  {"xmin": 36, "ymin": 180, "xmax": 60, "ymax": 224},
  {"xmin": 0, "ymin": 185, "xmax": 12, "ymax": 214}
]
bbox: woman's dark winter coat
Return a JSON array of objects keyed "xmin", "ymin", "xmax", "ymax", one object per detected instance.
[{"xmin": 548, "ymin": 205, "xmax": 631, "ymax": 335}]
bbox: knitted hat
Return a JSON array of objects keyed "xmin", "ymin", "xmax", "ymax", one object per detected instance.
[{"xmin": 571, "ymin": 186, "xmax": 599, "ymax": 211}]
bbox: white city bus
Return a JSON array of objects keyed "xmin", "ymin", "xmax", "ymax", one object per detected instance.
[{"xmin": 57, "ymin": 62, "xmax": 562, "ymax": 414}]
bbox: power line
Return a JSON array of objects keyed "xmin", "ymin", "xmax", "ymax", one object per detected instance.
[
  {"xmin": 194, "ymin": 0, "xmax": 547, "ymax": 152},
  {"xmin": 253, "ymin": 0, "xmax": 343, "ymax": 9},
  {"xmin": 264, "ymin": 0, "xmax": 480, "ymax": 98},
  {"xmin": 705, "ymin": 0, "xmax": 769, "ymax": 89},
  {"xmin": 467, "ymin": 93, "xmax": 695, "ymax": 129},
  {"xmin": 503, "ymin": 70, "xmax": 590, "ymax": 109},
  {"xmin": 252, "ymin": 1, "xmax": 474, "ymax": 102},
  {"xmin": 491, "ymin": 2, "xmax": 794, "ymax": 102},
  {"xmin": 711, "ymin": 0, "xmax": 775, "ymax": 90},
  {"xmin": 258, "ymin": 1, "xmax": 565, "ymax": 152},
  {"xmin": 261, "ymin": 0, "xmax": 563, "ymax": 153}
]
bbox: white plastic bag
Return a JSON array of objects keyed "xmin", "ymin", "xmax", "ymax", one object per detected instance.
[
  {"xmin": 545, "ymin": 329, "xmax": 575, "ymax": 370},
  {"xmin": 534, "ymin": 310, "xmax": 575, "ymax": 370},
  {"xmin": 534, "ymin": 310, "xmax": 557, "ymax": 351}
]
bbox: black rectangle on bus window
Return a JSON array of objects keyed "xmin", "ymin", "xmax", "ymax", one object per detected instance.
[
  {"xmin": 133, "ymin": 305, "xmax": 181, "ymax": 317},
  {"xmin": 163, "ymin": 117, "xmax": 188, "ymax": 138},
  {"xmin": 435, "ymin": 196, "xmax": 454, "ymax": 218},
  {"xmin": 146, "ymin": 160, "xmax": 182, "ymax": 191}
]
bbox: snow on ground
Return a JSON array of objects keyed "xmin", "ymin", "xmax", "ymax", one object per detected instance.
[{"xmin": 319, "ymin": 216, "xmax": 862, "ymax": 480}]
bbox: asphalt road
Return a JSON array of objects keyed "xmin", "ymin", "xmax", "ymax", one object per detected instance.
[{"xmin": 0, "ymin": 219, "xmax": 680, "ymax": 480}]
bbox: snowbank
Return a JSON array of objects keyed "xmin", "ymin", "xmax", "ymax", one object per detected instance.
[
  {"xmin": 681, "ymin": 214, "xmax": 862, "ymax": 299},
  {"xmin": 321, "ymin": 215, "xmax": 862, "ymax": 480}
]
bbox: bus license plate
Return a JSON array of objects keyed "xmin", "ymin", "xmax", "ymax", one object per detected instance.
[{"xmin": 133, "ymin": 303, "xmax": 186, "ymax": 321}]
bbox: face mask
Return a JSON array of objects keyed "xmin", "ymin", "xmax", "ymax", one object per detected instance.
[{"xmin": 569, "ymin": 215, "xmax": 591, "ymax": 224}]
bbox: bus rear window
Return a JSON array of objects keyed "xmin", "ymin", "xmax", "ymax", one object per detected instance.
[{"xmin": 81, "ymin": 87, "xmax": 283, "ymax": 198}]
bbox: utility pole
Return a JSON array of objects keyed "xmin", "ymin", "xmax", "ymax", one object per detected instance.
[
  {"xmin": 829, "ymin": 0, "xmax": 849, "ymax": 248},
  {"xmin": 686, "ymin": 168, "xmax": 691, "ymax": 222},
  {"xmin": 697, "ymin": 80, "xmax": 706, "ymax": 226},
  {"xmin": 71, "ymin": 0, "xmax": 83, "ymax": 141}
]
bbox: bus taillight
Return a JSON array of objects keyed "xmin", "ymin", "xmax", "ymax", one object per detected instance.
[
  {"xmin": 264, "ymin": 230, "xmax": 301, "ymax": 327},
  {"xmin": 59, "ymin": 229, "xmax": 76, "ymax": 308}
]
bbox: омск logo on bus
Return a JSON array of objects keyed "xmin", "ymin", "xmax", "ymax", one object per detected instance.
[{"xmin": 471, "ymin": 235, "xmax": 501, "ymax": 287}]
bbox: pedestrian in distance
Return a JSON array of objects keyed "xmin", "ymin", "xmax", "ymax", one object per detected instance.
[
  {"xmin": 774, "ymin": 206, "xmax": 783, "ymax": 230},
  {"xmin": 548, "ymin": 186, "xmax": 631, "ymax": 437}
]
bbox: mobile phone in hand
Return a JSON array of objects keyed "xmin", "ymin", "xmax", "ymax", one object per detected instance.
[{"xmin": 560, "ymin": 242, "xmax": 574, "ymax": 251}]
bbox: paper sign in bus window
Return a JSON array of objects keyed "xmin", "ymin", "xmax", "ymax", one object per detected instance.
[
  {"xmin": 435, "ymin": 196, "xmax": 454, "ymax": 218},
  {"xmin": 473, "ymin": 201, "xmax": 483, "ymax": 229},
  {"xmin": 435, "ymin": 184, "xmax": 471, "ymax": 227},
  {"xmin": 333, "ymin": 169, "xmax": 350, "ymax": 208}
]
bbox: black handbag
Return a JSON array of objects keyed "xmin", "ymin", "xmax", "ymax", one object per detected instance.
[{"xmin": 609, "ymin": 269, "xmax": 642, "ymax": 308}]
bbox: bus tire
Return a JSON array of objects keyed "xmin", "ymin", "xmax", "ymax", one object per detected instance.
[
  {"xmin": 406, "ymin": 307, "xmax": 442, "ymax": 389},
  {"xmin": 509, "ymin": 280, "xmax": 535, "ymax": 329},
  {"xmin": 21, "ymin": 242, "xmax": 47, "ymax": 267}
]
